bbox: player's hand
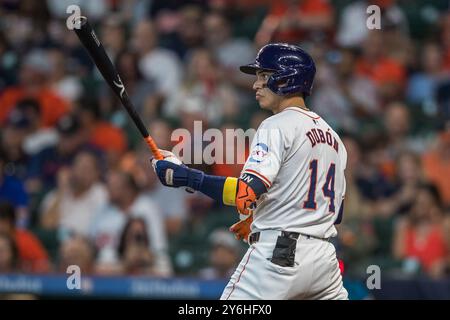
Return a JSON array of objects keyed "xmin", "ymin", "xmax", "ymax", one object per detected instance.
[
  {"xmin": 230, "ymin": 214, "xmax": 253, "ymax": 242},
  {"xmin": 151, "ymin": 150, "xmax": 183, "ymax": 167},
  {"xmin": 151, "ymin": 150, "xmax": 204, "ymax": 189}
]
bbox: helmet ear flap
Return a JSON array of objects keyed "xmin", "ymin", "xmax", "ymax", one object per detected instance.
[{"xmin": 267, "ymin": 68, "xmax": 298, "ymax": 95}]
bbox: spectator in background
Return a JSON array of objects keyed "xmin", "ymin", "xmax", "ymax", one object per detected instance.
[
  {"xmin": 100, "ymin": 15, "xmax": 127, "ymax": 64},
  {"xmin": 0, "ymin": 148, "xmax": 29, "ymax": 228},
  {"xmin": 120, "ymin": 123, "xmax": 189, "ymax": 238},
  {"xmin": 168, "ymin": 191, "xmax": 222, "ymax": 275},
  {"xmin": 443, "ymin": 207, "xmax": 450, "ymax": 276},
  {"xmin": 333, "ymin": 48, "xmax": 379, "ymax": 119},
  {"xmin": 0, "ymin": 31, "xmax": 17, "ymax": 91},
  {"xmin": 211, "ymin": 122, "xmax": 249, "ymax": 178},
  {"xmin": 199, "ymin": 229, "xmax": 242, "ymax": 280},
  {"xmin": 48, "ymin": 47, "xmax": 83, "ymax": 102},
  {"xmin": 440, "ymin": 11, "xmax": 450, "ymax": 72},
  {"xmin": 371, "ymin": 151, "xmax": 426, "ymax": 269},
  {"xmin": 355, "ymin": 31, "xmax": 406, "ymax": 105},
  {"xmin": 204, "ymin": 12, "xmax": 255, "ymax": 95},
  {"xmin": 377, "ymin": 151, "xmax": 425, "ymax": 218},
  {"xmin": 16, "ymin": 98, "xmax": 58, "ymax": 157},
  {"xmin": 0, "ymin": 232, "xmax": 19, "ymax": 273},
  {"xmin": 99, "ymin": 49, "xmax": 157, "ymax": 125},
  {"xmin": 356, "ymin": 132, "xmax": 395, "ymax": 201},
  {"xmin": 255, "ymin": 0, "xmax": 334, "ymax": 47},
  {"xmin": 383, "ymin": 17, "xmax": 414, "ymax": 71},
  {"xmin": 383, "ymin": 103, "xmax": 410, "ymax": 146},
  {"xmin": 166, "ymin": 48, "xmax": 238, "ymax": 126},
  {"xmin": 393, "ymin": 184, "xmax": 448, "ymax": 278},
  {"xmin": 132, "ymin": 20, "xmax": 183, "ymax": 115},
  {"xmin": 0, "ymin": 202, "xmax": 50, "ymax": 273},
  {"xmin": 26, "ymin": 114, "xmax": 89, "ymax": 194},
  {"xmin": 163, "ymin": 5, "xmax": 205, "ymax": 60},
  {"xmin": 117, "ymin": 217, "xmax": 159, "ymax": 276},
  {"xmin": 0, "ymin": 107, "xmax": 31, "ymax": 181},
  {"xmin": 171, "ymin": 95, "xmax": 210, "ymax": 166},
  {"xmin": 58, "ymin": 235, "xmax": 96, "ymax": 275},
  {"xmin": 77, "ymin": 100, "xmax": 127, "ymax": 170},
  {"xmin": 380, "ymin": 102, "xmax": 428, "ymax": 179},
  {"xmin": 39, "ymin": 150, "xmax": 107, "ymax": 240},
  {"xmin": 0, "ymin": 49, "xmax": 69, "ymax": 128},
  {"xmin": 116, "ymin": 0, "xmax": 153, "ymax": 28},
  {"xmin": 146, "ymin": 161, "xmax": 189, "ymax": 238},
  {"xmin": 407, "ymin": 42, "xmax": 447, "ymax": 106},
  {"xmin": 422, "ymin": 130, "xmax": 450, "ymax": 207},
  {"xmin": 337, "ymin": 0, "xmax": 409, "ymax": 48},
  {"xmin": 90, "ymin": 170, "xmax": 171, "ymax": 276},
  {"xmin": 337, "ymin": 136, "xmax": 377, "ymax": 277},
  {"xmin": 311, "ymin": 48, "xmax": 378, "ymax": 132},
  {"xmin": 46, "ymin": 0, "xmax": 109, "ymax": 22},
  {"xmin": 211, "ymin": 0, "xmax": 269, "ymax": 41},
  {"xmin": 1, "ymin": 0, "xmax": 50, "ymax": 50}
]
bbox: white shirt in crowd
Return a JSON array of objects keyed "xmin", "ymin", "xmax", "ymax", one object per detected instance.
[
  {"xmin": 90, "ymin": 194, "xmax": 172, "ymax": 276},
  {"xmin": 138, "ymin": 48, "xmax": 182, "ymax": 106},
  {"xmin": 147, "ymin": 184, "xmax": 188, "ymax": 221},
  {"xmin": 41, "ymin": 183, "xmax": 108, "ymax": 239},
  {"xmin": 23, "ymin": 128, "xmax": 58, "ymax": 156}
]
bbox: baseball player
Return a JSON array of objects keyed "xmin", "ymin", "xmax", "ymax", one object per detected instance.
[{"xmin": 152, "ymin": 43, "xmax": 348, "ymax": 300}]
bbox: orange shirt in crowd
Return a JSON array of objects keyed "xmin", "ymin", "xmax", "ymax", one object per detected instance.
[
  {"xmin": 422, "ymin": 152, "xmax": 450, "ymax": 206},
  {"xmin": 404, "ymin": 225, "xmax": 447, "ymax": 272},
  {"xmin": 444, "ymin": 48, "xmax": 450, "ymax": 71},
  {"xmin": 90, "ymin": 122, "xmax": 127, "ymax": 154},
  {"xmin": 0, "ymin": 87, "xmax": 69, "ymax": 127},
  {"xmin": 269, "ymin": 0, "xmax": 332, "ymax": 17},
  {"xmin": 212, "ymin": 163, "xmax": 245, "ymax": 178},
  {"xmin": 14, "ymin": 229, "xmax": 51, "ymax": 273},
  {"xmin": 212, "ymin": 144, "xmax": 249, "ymax": 178},
  {"xmin": 356, "ymin": 57, "xmax": 406, "ymax": 86},
  {"xmin": 261, "ymin": 0, "xmax": 333, "ymax": 43}
]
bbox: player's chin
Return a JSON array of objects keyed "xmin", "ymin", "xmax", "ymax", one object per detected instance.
[{"xmin": 257, "ymin": 98, "xmax": 271, "ymax": 110}]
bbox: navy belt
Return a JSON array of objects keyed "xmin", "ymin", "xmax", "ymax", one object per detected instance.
[{"xmin": 249, "ymin": 231, "xmax": 328, "ymax": 245}]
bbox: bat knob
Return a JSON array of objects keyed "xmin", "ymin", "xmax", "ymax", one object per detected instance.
[{"xmin": 72, "ymin": 15, "xmax": 87, "ymax": 28}]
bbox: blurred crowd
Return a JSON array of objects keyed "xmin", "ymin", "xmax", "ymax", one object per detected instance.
[{"xmin": 1, "ymin": 0, "xmax": 450, "ymax": 281}]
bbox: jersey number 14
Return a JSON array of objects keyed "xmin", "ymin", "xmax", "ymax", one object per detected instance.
[{"xmin": 303, "ymin": 159, "xmax": 335, "ymax": 213}]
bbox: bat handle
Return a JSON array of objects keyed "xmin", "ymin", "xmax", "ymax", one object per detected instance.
[
  {"xmin": 146, "ymin": 136, "xmax": 195, "ymax": 194},
  {"xmin": 145, "ymin": 136, "xmax": 163, "ymax": 160}
]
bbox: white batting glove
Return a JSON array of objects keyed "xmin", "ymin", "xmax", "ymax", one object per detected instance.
[{"xmin": 151, "ymin": 150, "xmax": 183, "ymax": 173}]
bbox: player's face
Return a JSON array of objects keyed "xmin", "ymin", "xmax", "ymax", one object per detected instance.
[{"xmin": 253, "ymin": 71, "xmax": 283, "ymax": 112}]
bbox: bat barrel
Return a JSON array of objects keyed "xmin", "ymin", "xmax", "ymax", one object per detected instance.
[{"xmin": 72, "ymin": 16, "xmax": 161, "ymax": 155}]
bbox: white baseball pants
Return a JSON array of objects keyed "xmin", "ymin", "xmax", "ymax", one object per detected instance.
[{"xmin": 220, "ymin": 230, "xmax": 348, "ymax": 300}]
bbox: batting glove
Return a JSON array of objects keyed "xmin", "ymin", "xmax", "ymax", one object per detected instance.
[
  {"xmin": 229, "ymin": 214, "xmax": 253, "ymax": 242},
  {"xmin": 151, "ymin": 151, "xmax": 204, "ymax": 190}
]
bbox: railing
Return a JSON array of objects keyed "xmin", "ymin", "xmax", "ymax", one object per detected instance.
[
  {"xmin": 1, "ymin": 274, "xmax": 449, "ymax": 299},
  {"xmin": 0, "ymin": 274, "xmax": 227, "ymax": 299}
]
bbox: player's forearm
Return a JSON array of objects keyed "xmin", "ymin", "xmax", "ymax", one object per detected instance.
[
  {"xmin": 198, "ymin": 175, "xmax": 237, "ymax": 206},
  {"xmin": 152, "ymin": 159, "xmax": 266, "ymax": 208},
  {"xmin": 152, "ymin": 159, "xmax": 235, "ymax": 205},
  {"xmin": 198, "ymin": 173, "xmax": 268, "ymax": 209}
]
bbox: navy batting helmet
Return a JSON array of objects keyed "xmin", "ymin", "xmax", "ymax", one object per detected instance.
[{"xmin": 240, "ymin": 43, "xmax": 316, "ymax": 96}]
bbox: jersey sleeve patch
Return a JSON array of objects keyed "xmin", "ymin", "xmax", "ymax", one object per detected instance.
[{"xmin": 249, "ymin": 143, "xmax": 269, "ymax": 163}]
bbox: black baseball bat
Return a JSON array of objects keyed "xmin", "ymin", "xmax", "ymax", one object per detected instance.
[{"xmin": 72, "ymin": 16, "xmax": 163, "ymax": 160}]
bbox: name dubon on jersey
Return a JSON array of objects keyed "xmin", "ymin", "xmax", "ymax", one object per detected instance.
[{"xmin": 241, "ymin": 107, "xmax": 347, "ymax": 239}]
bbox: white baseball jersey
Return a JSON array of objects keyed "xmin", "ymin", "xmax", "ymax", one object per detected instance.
[{"xmin": 241, "ymin": 107, "xmax": 347, "ymax": 239}]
